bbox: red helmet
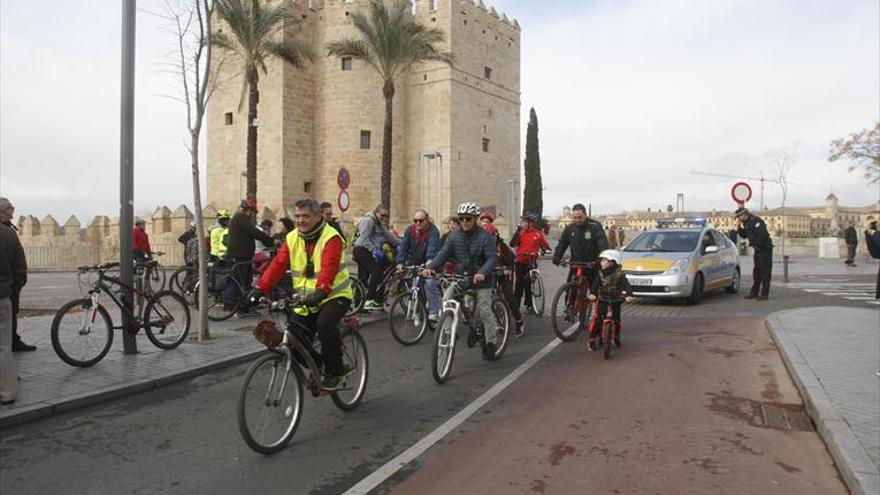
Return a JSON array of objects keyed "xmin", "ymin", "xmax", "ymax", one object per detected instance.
[
  {"xmin": 240, "ymin": 199, "xmax": 257, "ymax": 212},
  {"xmin": 479, "ymin": 212, "xmax": 494, "ymax": 222}
]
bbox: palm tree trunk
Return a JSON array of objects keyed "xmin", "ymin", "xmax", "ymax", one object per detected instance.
[
  {"xmin": 381, "ymin": 80, "xmax": 395, "ymax": 212},
  {"xmin": 246, "ymin": 69, "xmax": 259, "ymax": 202}
]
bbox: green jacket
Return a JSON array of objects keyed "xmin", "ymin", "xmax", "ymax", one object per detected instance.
[{"xmin": 0, "ymin": 223, "xmax": 27, "ymax": 300}]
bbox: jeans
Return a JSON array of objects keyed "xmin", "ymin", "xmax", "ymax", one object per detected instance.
[
  {"xmin": 353, "ymin": 246, "xmax": 387, "ymax": 302},
  {"xmin": 224, "ymin": 257, "xmax": 253, "ymax": 306}
]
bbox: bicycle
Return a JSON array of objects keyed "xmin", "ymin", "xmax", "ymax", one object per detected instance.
[
  {"xmin": 431, "ymin": 275, "xmax": 511, "ymax": 384},
  {"xmin": 191, "ymin": 259, "xmax": 251, "ymax": 321},
  {"xmin": 238, "ymin": 294, "xmax": 368, "ymax": 454},
  {"xmin": 51, "ymin": 262, "xmax": 191, "ymax": 367},
  {"xmin": 550, "ymin": 259, "xmax": 595, "ymax": 342},
  {"xmin": 135, "ymin": 252, "xmax": 166, "ymax": 293},
  {"xmin": 520, "ymin": 252, "xmax": 547, "ymax": 317},
  {"xmin": 353, "ymin": 264, "xmax": 409, "ymax": 312},
  {"xmin": 592, "ymin": 299, "xmax": 626, "ymax": 360},
  {"xmin": 387, "ymin": 266, "xmax": 435, "ymax": 345}
]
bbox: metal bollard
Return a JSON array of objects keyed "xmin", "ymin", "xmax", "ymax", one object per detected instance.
[{"xmin": 783, "ymin": 255, "xmax": 789, "ymax": 283}]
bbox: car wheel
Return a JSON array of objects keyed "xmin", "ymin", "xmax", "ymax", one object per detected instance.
[
  {"xmin": 688, "ymin": 273, "xmax": 704, "ymax": 305},
  {"xmin": 724, "ymin": 268, "xmax": 740, "ymax": 294}
]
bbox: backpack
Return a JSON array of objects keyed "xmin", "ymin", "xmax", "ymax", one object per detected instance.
[
  {"xmin": 866, "ymin": 231, "xmax": 880, "ymax": 259},
  {"xmin": 348, "ymin": 216, "xmax": 364, "ymax": 246}
]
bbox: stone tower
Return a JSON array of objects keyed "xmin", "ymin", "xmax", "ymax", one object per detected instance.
[
  {"xmin": 206, "ymin": 0, "xmax": 521, "ymax": 227},
  {"xmin": 825, "ymin": 191, "xmax": 839, "ymax": 234}
]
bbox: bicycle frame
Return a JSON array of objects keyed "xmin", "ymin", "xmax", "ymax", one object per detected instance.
[{"xmin": 82, "ymin": 269, "xmax": 147, "ymax": 331}]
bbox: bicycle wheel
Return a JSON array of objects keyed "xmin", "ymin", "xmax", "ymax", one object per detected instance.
[
  {"xmin": 144, "ymin": 290, "xmax": 191, "ymax": 349},
  {"xmin": 51, "ymin": 298, "xmax": 114, "ymax": 367},
  {"xmin": 170, "ymin": 266, "xmax": 198, "ymax": 306},
  {"xmin": 488, "ymin": 297, "xmax": 511, "ymax": 360},
  {"xmin": 530, "ymin": 272, "xmax": 546, "ymax": 318},
  {"xmin": 551, "ymin": 282, "xmax": 584, "ymax": 342},
  {"xmin": 237, "ymin": 352, "xmax": 304, "ymax": 455},
  {"xmin": 603, "ymin": 320, "xmax": 613, "ymax": 360},
  {"xmin": 388, "ymin": 293, "xmax": 428, "ymax": 345},
  {"xmin": 346, "ymin": 276, "xmax": 365, "ymax": 316},
  {"xmin": 197, "ymin": 277, "xmax": 242, "ymax": 321},
  {"xmin": 331, "ymin": 328, "xmax": 369, "ymax": 411},
  {"xmin": 431, "ymin": 309, "xmax": 457, "ymax": 384},
  {"xmin": 147, "ymin": 263, "xmax": 167, "ymax": 293}
]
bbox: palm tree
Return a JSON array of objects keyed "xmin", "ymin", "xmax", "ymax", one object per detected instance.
[
  {"xmin": 214, "ymin": 0, "xmax": 313, "ymax": 202},
  {"xmin": 327, "ymin": 0, "xmax": 452, "ymax": 212}
]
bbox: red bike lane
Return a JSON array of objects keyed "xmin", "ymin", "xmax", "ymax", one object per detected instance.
[{"xmin": 386, "ymin": 316, "xmax": 846, "ymax": 494}]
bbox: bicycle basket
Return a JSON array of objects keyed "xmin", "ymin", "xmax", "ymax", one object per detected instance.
[{"xmin": 253, "ymin": 319, "xmax": 283, "ymax": 348}]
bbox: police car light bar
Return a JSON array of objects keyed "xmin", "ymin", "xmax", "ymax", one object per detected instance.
[{"xmin": 657, "ymin": 217, "xmax": 707, "ymax": 228}]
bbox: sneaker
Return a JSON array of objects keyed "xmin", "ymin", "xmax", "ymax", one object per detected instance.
[
  {"xmin": 587, "ymin": 339, "xmax": 597, "ymax": 352},
  {"xmin": 483, "ymin": 342, "xmax": 497, "ymax": 361},
  {"xmin": 428, "ymin": 312, "xmax": 439, "ymax": 323},
  {"xmin": 522, "ymin": 306, "xmax": 535, "ymax": 315},
  {"xmin": 514, "ymin": 319, "xmax": 524, "ymax": 338},
  {"xmin": 321, "ymin": 374, "xmax": 345, "ymax": 391},
  {"xmin": 363, "ymin": 299, "xmax": 382, "ymax": 310}
]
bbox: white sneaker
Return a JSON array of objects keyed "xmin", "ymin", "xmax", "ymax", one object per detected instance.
[{"xmin": 428, "ymin": 313, "xmax": 438, "ymax": 322}]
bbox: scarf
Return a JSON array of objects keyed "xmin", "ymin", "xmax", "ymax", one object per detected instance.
[
  {"xmin": 298, "ymin": 220, "xmax": 326, "ymax": 243},
  {"xmin": 412, "ymin": 223, "xmax": 431, "ymax": 244}
]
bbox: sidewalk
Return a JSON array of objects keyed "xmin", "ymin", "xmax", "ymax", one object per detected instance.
[
  {"xmin": 0, "ymin": 310, "xmax": 383, "ymax": 429},
  {"xmin": 767, "ymin": 306, "xmax": 880, "ymax": 495}
]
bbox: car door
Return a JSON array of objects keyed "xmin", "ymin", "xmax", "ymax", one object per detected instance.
[
  {"xmin": 698, "ymin": 230, "xmax": 723, "ymax": 289},
  {"xmin": 711, "ymin": 230, "xmax": 737, "ymax": 286}
]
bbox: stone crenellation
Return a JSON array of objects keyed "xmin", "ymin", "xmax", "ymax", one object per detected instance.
[{"xmin": 207, "ymin": 0, "xmax": 521, "ymax": 228}]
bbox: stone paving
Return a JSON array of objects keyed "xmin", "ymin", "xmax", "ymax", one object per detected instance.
[{"xmin": 768, "ymin": 306, "xmax": 880, "ymax": 495}]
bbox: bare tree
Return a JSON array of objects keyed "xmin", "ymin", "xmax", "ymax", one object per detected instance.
[
  {"xmin": 151, "ymin": 0, "xmax": 227, "ymax": 340},
  {"xmin": 828, "ymin": 122, "xmax": 880, "ymax": 184},
  {"xmin": 773, "ymin": 151, "xmax": 795, "ymax": 260}
]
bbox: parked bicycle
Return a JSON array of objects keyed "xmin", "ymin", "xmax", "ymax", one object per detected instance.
[
  {"xmin": 237, "ymin": 294, "xmax": 368, "ymax": 454},
  {"xmin": 135, "ymin": 252, "xmax": 166, "ymax": 293},
  {"xmin": 51, "ymin": 262, "xmax": 191, "ymax": 367},
  {"xmin": 431, "ymin": 275, "xmax": 511, "ymax": 384},
  {"xmin": 387, "ymin": 266, "xmax": 436, "ymax": 345},
  {"xmin": 550, "ymin": 259, "xmax": 595, "ymax": 342}
]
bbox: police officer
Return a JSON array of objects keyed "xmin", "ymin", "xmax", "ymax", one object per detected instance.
[{"xmin": 735, "ymin": 206, "xmax": 773, "ymax": 300}]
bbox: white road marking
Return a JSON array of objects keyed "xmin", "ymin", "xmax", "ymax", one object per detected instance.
[
  {"xmin": 342, "ymin": 325, "xmax": 575, "ymax": 495},
  {"xmin": 786, "ymin": 280, "xmax": 878, "ymax": 307}
]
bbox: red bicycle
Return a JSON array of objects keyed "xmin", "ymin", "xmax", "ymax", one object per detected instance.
[
  {"xmin": 550, "ymin": 259, "xmax": 595, "ymax": 342},
  {"xmin": 591, "ymin": 299, "xmax": 626, "ymax": 360}
]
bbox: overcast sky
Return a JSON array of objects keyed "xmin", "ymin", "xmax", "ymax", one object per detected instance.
[{"xmin": 1, "ymin": 0, "xmax": 878, "ymax": 223}]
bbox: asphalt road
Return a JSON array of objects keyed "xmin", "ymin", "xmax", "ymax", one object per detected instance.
[{"xmin": 1, "ymin": 258, "xmax": 873, "ymax": 494}]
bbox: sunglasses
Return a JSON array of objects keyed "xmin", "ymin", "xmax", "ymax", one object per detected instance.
[
  {"xmin": 378, "ymin": 213, "xmax": 388, "ymax": 219},
  {"xmin": 458, "ymin": 216, "xmax": 475, "ymax": 222},
  {"xmin": 413, "ymin": 218, "xmax": 426, "ymax": 224}
]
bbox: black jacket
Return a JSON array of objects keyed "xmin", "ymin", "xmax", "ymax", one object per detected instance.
[
  {"xmin": 736, "ymin": 214, "xmax": 773, "ymax": 251},
  {"xmin": 553, "ymin": 219, "xmax": 609, "ymax": 264},
  {"xmin": 226, "ymin": 212, "xmax": 274, "ymax": 259},
  {"xmin": 0, "ymin": 223, "xmax": 27, "ymax": 300},
  {"xmin": 428, "ymin": 226, "xmax": 497, "ymax": 289},
  {"xmin": 844, "ymin": 226, "xmax": 858, "ymax": 246}
]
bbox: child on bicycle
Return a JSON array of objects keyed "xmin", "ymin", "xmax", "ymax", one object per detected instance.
[{"xmin": 587, "ymin": 249, "xmax": 633, "ymax": 351}]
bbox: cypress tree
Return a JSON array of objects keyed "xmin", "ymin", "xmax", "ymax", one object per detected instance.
[{"xmin": 522, "ymin": 107, "xmax": 543, "ymax": 223}]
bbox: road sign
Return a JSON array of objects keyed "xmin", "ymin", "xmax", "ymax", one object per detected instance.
[
  {"xmin": 337, "ymin": 168, "xmax": 351, "ymax": 190},
  {"xmin": 337, "ymin": 189, "xmax": 350, "ymax": 213},
  {"xmin": 731, "ymin": 181, "xmax": 752, "ymax": 206}
]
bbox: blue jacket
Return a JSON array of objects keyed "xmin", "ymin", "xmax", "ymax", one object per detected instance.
[
  {"xmin": 397, "ymin": 223, "xmax": 441, "ymax": 266},
  {"xmin": 428, "ymin": 226, "xmax": 497, "ymax": 288}
]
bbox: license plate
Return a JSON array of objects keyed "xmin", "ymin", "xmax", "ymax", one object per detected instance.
[{"xmin": 630, "ymin": 278, "xmax": 652, "ymax": 286}]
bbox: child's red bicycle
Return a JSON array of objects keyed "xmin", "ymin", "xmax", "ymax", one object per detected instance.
[
  {"xmin": 550, "ymin": 259, "xmax": 595, "ymax": 341},
  {"xmin": 593, "ymin": 299, "xmax": 626, "ymax": 360}
]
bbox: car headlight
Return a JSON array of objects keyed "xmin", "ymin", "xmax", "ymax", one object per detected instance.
[{"xmin": 665, "ymin": 258, "xmax": 691, "ymax": 275}]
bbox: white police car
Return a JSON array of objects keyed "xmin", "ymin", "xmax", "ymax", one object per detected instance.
[{"xmin": 620, "ymin": 218, "xmax": 740, "ymax": 303}]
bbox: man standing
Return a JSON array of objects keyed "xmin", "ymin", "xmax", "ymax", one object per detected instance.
[
  {"xmin": 1, "ymin": 214, "xmax": 28, "ymax": 404},
  {"xmin": 844, "ymin": 220, "xmax": 858, "ymax": 267},
  {"xmin": 396, "ymin": 209, "xmax": 441, "ymax": 321},
  {"xmin": 0, "ymin": 197, "xmax": 34, "ymax": 352},
  {"xmin": 735, "ymin": 206, "xmax": 774, "ymax": 300},
  {"xmin": 353, "ymin": 205, "xmax": 399, "ymax": 310},
  {"xmin": 132, "ymin": 218, "xmax": 153, "ymax": 262},
  {"xmin": 552, "ymin": 203, "xmax": 609, "ymax": 288},
  {"xmin": 225, "ymin": 200, "xmax": 274, "ymax": 310}
]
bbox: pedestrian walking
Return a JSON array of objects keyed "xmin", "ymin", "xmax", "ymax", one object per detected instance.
[
  {"xmin": 1, "ymin": 217, "xmax": 28, "ymax": 404},
  {"xmin": 864, "ymin": 221, "xmax": 880, "ymax": 299},
  {"xmin": 844, "ymin": 221, "xmax": 858, "ymax": 267},
  {"xmin": 0, "ymin": 197, "xmax": 35, "ymax": 352},
  {"xmin": 735, "ymin": 206, "xmax": 774, "ymax": 300}
]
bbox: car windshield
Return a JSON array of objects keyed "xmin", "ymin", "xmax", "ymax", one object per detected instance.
[{"xmin": 624, "ymin": 231, "xmax": 700, "ymax": 253}]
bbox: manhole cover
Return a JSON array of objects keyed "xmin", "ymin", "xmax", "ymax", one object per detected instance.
[
  {"xmin": 697, "ymin": 335, "xmax": 754, "ymax": 350},
  {"xmin": 760, "ymin": 404, "xmax": 814, "ymax": 431}
]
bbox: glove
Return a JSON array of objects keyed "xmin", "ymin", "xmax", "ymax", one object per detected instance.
[
  {"xmin": 372, "ymin": 247, "xmax": 385, "ymax": 261},
  {"xmin": 302, "ymin": 290, "xmax": 326, "ymax": 307},
  {"xmin": 246, "ymin": 288, "xmax": 266, "ymax": 306},
  {"xmin": 552, "ymin": 258, "xmax": 561, "ymax": 266}
]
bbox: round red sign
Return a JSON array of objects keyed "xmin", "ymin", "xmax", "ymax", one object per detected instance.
[
  {"xmin": 337, "ymin": 168, "xmax": 351, "ymax": 190},
  {"xmin": 337, "ymin": 190, "xmax": 351, "ymax": 212},
  {"xmin": 731, "ymin": 181, "xmax": 752, "ymax": 206}
]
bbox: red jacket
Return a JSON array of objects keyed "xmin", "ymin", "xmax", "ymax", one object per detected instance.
[
  {"xmin": 258, "ymin": 234, "xmax": 343, "ymax": 295},
  {"xmin": 133, "ymin": 228, "xmax": 151, "ymax": 254},
  {"xmin": 511, "ymin": 227, "xmax": 549, "ymax": 264}
]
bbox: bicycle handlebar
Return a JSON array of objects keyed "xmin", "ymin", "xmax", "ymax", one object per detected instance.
[{"xmin": 78, "ymin": 261, "xmax": 120, "ymax": 273}]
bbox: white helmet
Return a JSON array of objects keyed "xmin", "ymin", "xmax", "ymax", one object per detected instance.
[
  {"xmin": 457, "ymin": 202, "xmax": 480, "ymax": 217},
  {"xmin": 598, "ymin": 249, "xmax": 621, "ymax": 265}
]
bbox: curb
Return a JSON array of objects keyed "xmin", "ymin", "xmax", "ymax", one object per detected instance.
[
  {"xmin": 0, "ymin": 311, "xmax": 386, "ymax": 430},
  {"xmin": 766, "ymin": 311, "xmax": 879, "ymax": 495}
]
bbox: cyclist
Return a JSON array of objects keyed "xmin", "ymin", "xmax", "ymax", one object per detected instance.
[
  {"xmin": 552, "ymin": 203, "xmax": 608, "ymax": 301},
  {"xmin": 587, "ymin": 249, "xmax": 633, "ymax": 351},
  {"xmin": 210, "ymin": 209, "xmax": 231, "ymax": 261},
  {"xmin": 479, "ymin": 211, "xmax": 495, "ymax": 228},
  {"xmin": 353, "ymin": 205, "xmax": 399, "ymax": 310},
  {"xmin": 250, "ymin": 198, "xmax": 353, "ymax": 390},
  {"xmin": 510, "ymin": 211, "xmax": 550, "ymax": 314},
  {"xmin": 321, "ymin": 201, "xmax": 346, "ymax": 241},
  {"xmin": 396, "ymin": 208, "xmax": 441, "ymax": 322},
  {"xmin": 225, "ymin": 199, "xmax": 274, "ymax": 311},
  {"xmin": 486, "ymin": 222, "xmax": 524, "ymax": 337},
  {"xmin": 133, "ymin": 218, "xmax": 153, "ymax": 262},
  {"xmin": 422, "ymin": 202, "xmax": 500, "ymax": 359}
]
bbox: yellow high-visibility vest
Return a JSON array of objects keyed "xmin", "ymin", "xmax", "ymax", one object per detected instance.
[
  {"xmin": 210, "ymin": 227, "xmax": 228, "ymax": 258},
  {"xmin": 287, "ymin": 225, "xmax": 352, "ymax": 315}
]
